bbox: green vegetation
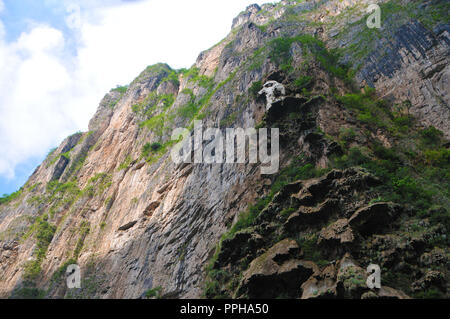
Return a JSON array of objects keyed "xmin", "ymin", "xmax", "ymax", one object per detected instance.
[
  {"xmin": 162, "ymin": 70, "xmax": 180, "ymax": 86},
  {"xmin": 25, "ymin": 180, "xmax": 81, "ymax": 218},
  {"xmin": 247, "ymin": 47, "xmax": 266, "ymax": 71},
  {"xmin": 141, "ymin": 140, "xmax": 175, "ymax": 164},
  {"xmin": 50, "ymin": 258, "xmax": 76, "ymax": 285},
  {"xmin": 270, "ymin": 35, "xmax": 348, "ymax": 78},
  {"xmin": 20, "ymin": 169, "xmax": 114, "ymax": 284},
  {"xmin": 331, "ymin": 89, "xmax": 449, "ymax": 225},
  {"xmin": 218, "ymin": 159, "xmax": 327, "ymax": 239},
  {"xmin": 333, "ymin": 0, "xmax": 449, "ymax": 70},
  {"xmin": 46, "ymin": 147, "xmax": 57, "ymax": 158},
  {"xmin": 111, "ymin": 85, "xmax": 128, "ymax": 94},
  {"xmin": 23, "ymin": 215, "xmax": 56, "ymax": 281},
  {"xmin": 268, "ymin": 36, "xmax": 296, "ymax": 71},
  {"xmin": 0, "ymin": 188, "xmax": 23, "ymax": 205},
  {"xmin": 132, "ymin": 91, "xmax": 176, "ymax": 141},
  {"xmin": 414, "ymin": 288, "xmax": 445, "ymax": 299},
  {"xmin": 244, "ymin": 34, "xmax": 353, "ymax": 85},
  {"xmin": 338, "ymin": 127, "xmax": 356, "ymax": 148},
  {"xmin": 378, "ymin": 0, "xmax": 450, "ymax": 29},
  {"xmin": 293, "ymin": 75, "xmax": 313, "ymax": 91},
  {"xmin": 188, "ymin": 70, "xmax": 237, "ymax": 126},
  {"xmin": 83, "ymin": 173, "xmax": 112, "ymax": 198},
  {"xmin": 204, "ymin": 157, "xmax": 329, "ymax": 297},
  {"xmin": 145, "ymin": 286, "xmax": 163, "ymax": 299},
  {"xmin": 65, "ymin": 151, "xmax": 88, "ymax": 177},
  {"xmin": 142, "ymin": 142, "xmax": 162, "ymax": 158},
  {"xmin": 177, "ymin": 90, "xmax": 199, "ymax": 119},
  {"xmin": 220, "ymin": 111, "xmax": 239, "ymax": 127},
  {"xmin": 419, "ymin": 126, "xmax": 443, "ymax": 148},
  {"xmin": 295, "ymin": 234, "xmax": 329, "ymax": 266},
  {"xmin": 141, "ymin": 113, "xmax": 167, "ymax": 137},
  {"xmin": 184, "ymin": 67, "xmax": 215, "ymax": 89},
  {"xmin": 108, "ymin": 86, "xmax": 128, "ymax": 108},
  {"xmin": 73, "ymin": 220, "xmax": 90, "ymax": 259},
  {"xmin": 335, "ymin": 87, "xmax": 391, "ymax": 128},
  {"xmin": 132, "ymin": 92, "xmax": 176, "ymax": 116},
  {"xmin": 46, "ymin": 180, "xmax": 82, "ymax": 204},
  {"xmin": 11, "ymin": 286, "xmax": 46, "ymax": 299},
  {"xmin": 149, "ymin": 142, "xmax": 162, "ymax": 152},
  {"xmin": 132, "ymin": 63, "xmax": 172, "ymax": 85},
  {"xmin": 118, "ymin": 155, "xmax": 133, "ymax": 171},
  {"xmin": 205, "ymin": 62, "xmax": 448, "ymax": 297},
  {"xmin": 248, "ymin": 80, "xmax": 262, "ymax": 98}
]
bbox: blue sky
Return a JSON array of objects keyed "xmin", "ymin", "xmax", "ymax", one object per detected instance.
[
  {"xmin": 0, "ymin": 0, "xmax": 269, "ymax": 196},
  {"xmin": 2, "ymin": 1, "xmax": 66, "ymax": 41}
]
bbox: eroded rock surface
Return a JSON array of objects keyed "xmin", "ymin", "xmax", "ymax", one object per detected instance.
[{"xmin": 0, "ymin": 0, "xmax": 448, "ymax": 299}]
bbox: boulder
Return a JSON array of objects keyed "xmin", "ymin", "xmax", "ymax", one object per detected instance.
[
  {"xmin": 215, "ymin": 228, "xmax": 263, "ymax": 267},
  {"xmin": 236, "ymin": 239, "xmax": 318, "ymax": 298},
  {"xmin": 349, "ymin": 202, "xmax": 401, "ymax": 235},
  {"xmin": 284, "ymin": 198, "xmax": 336, "ymax": 231},
  {"xmin": 412, "ymin": 270, "xmax": 446, "ymax": 292},
  {"xmin": 336, "ymin": 254, "xmax": 368, "ymax": 298},
  {"xmin": 318, "ymin": 218, "xmax": 354, "ymax": 245},
  {"xmin": 301, "ymin": 264, "xmax": 337, "ymax": 299}
]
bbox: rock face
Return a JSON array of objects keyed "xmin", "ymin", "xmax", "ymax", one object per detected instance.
[
  {"xmin": 356, "ymin": 21, "xmax": 450, "ymax": 138},
  {"xmin": 321, "ymin": 0, "xmax": 450, "ymax": 138},
  {"xmin": 0, "ymin": 0, "xmax": 448, "ymax": 299},
  {"xmin": 208, "ymin": 167, "xmax": 424, "ymax": 299}
]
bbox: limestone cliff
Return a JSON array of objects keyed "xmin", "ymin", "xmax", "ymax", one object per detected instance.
[{"xmin": 0, "ymin": 0, "xmax": 448, "ymax": 299}]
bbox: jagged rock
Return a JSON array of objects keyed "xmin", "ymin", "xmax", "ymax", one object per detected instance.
[
  {"xmin": 0, "ymin": 0, "xmax": 447, "ymax": 300},
  {"xmin": 360, "ymin": 287, "xmax": 410, "ymax": 299},
  {"xmin": 336, "ymin": 254, "xmax": 368, "ymax": 298},
  {"xmin": 284, "ymin": 198, "xmax": 336, "ymax": 230},
  {"xmin": 377, "ymin": 286, "xmax": 410, "ymax": 299},
  {"xmin": 88, "ymin": 92, "xmax": 118, "ymax": 134},
  {"xmin": 237, "ymin": 239, "xmax": 317, "ymax": 298},
  {"xmin": 143, "ymin": 201, "xmax": 160, "ymax": 217},
  {"xmin": 118, "ymin": 221, "xmax": 138, "ymax": 231},
  {"xmin": 318, "ymin": 219, "xmax": 354, "ymax": 245},
  {"xmin": 299, "ymin": 131, "xmax": 342, "ymax": 165},
  {"xmin": 355, "ymin": 20, "xmax": 450, "ymax": 138},
  {"xmin": 419, "ymin": 248, "xmax": 449, "ymax": 267},
  {"xmin": 266, "ymin": 96, "xmax": 311, "ymax": 123},
  {"xmin": 412, "ymin": 270, "xmax": 446, "ymax": 292},
  {"xmin": 178, "ymin": 165, "xmax": 193, "ymax": 178},
  {"xmin": 215, "ymin": 228, "xmax": 263, "ymax": 267},
  {"xmin": 348, "ymin": 202, "xmax": 401, "ymax": 236},
  {"xmin": 301, "ymin": 264, "xmax": 337, "ymax": 299},
  {"xmin": 50, "ymin": 133, "xmax": 83, "ymax": 181},
  {"xmin": 157, "ymin": 182, "xmax": 172, "ymax": 194},
  {"xmin": 360, "ymin": 291, "xmax": 378, "ymax": 299},
  {"xmin": 133, "ymin": 161, "xmax": 146, "ymax": 171},
  {"xmin": 232, "ymin": 4, "xmax": 262, "ymax": 29}
]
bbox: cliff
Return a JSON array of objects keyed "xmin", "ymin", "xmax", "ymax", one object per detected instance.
[{"xmin": 0, "ymin": 0, "xmax": 448, "ymax": 299}]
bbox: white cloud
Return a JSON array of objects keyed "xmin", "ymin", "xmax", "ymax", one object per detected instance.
[
  {"xmin": 0, "ymin": 1, "xmax": 4, "ymax": 14},
  {"xmin": 0, "ymin": 0, "xmax": 267, "ymax": 180},
  {"xmin": 0, "ymin": 26, "xmax": 73, "ymax": 178}
]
